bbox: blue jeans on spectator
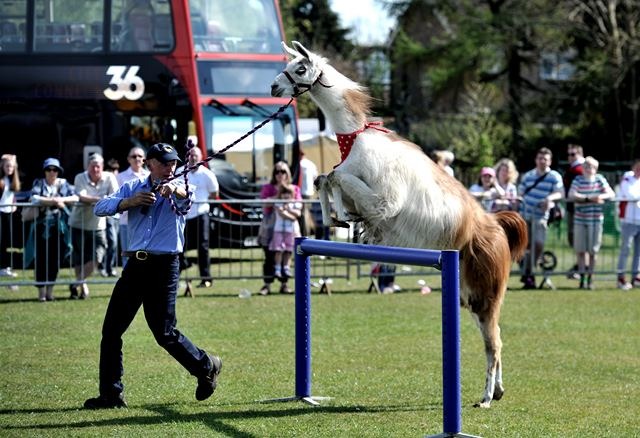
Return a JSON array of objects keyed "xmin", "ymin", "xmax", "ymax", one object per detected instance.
[
  {"xmin": 102, "ymin": 216, "xmax": 118, "ymax": 274},
  {"xmin": 616, "ymin": 222, "xmax": 640, "ymax": 278}
]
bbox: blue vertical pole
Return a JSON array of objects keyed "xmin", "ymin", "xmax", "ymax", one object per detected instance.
[
  {"xmin": 440, "ymin": 250, "xmax": 462, "ymax": 435},
  {"xmin": 294, "ymin": 237, "xmax": 312, "ymax": 398}
]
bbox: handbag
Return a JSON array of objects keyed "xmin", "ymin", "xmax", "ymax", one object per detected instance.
[
  {"xmin": 257, "ymin": 211, "xmax": 275, "ymax": 247},
  {"xmin": 548, "ymin": 203, "xmax": 565, "ymax": 224},
  {"xmin": 21, "ymin": 205, "xmax": 41, "ymax": 222},
  {"xmin": 21, "ymin": 178, "xmax": 58, "ymax": 222}
]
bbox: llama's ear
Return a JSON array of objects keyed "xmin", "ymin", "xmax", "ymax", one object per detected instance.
[
  {"xmin": 292, "ymin": 41, "xmax": 311, "ymax": 60},
  {"xmin": 281, "ymin": 41, "xmax": 300, "ymax": 59}
]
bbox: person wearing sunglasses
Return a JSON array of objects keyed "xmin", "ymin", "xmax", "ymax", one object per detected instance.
[
  {"xmin": 563, "ymin": 144, "xmax": 585, "ymax": 280},
  {"xmin": 257, "ymin": 161, "xmax": 302, "ymax": 295},
  {"xmin": 24, "ymin": 158, "xmax": 78, "ymax": 302},
  {"xmin": 116, "ymin": 147, "xmax": 150, "ymax": 266}
]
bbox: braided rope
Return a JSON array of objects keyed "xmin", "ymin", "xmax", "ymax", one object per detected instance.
[
  {"xmin": 153, "ymin": 97, "xmax": 294, "ymax": 216},
  {"xmin": 162, "ymin": 97, "xmax": 294, "ymax": 186}
]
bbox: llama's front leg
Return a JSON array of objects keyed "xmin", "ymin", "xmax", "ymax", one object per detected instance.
[
  {"xmin": 314, "ymin": 175, "xmax": 334, "ymax": 227},
  {"xmin": 330, "ymin": 184, "xmax": 350, "ymax": 227},
  {"xmin": 328, "ymin": 172, "xmax": 381, "ymax": 221}
]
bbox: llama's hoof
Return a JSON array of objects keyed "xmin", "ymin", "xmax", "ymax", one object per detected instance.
[
  {"xmin": 331, "ymin": 218, "xmax": 350, "ymax": 228},
  {"xmin": 473, "ymin": 399, "xmax": 492, "ymax": 408}
]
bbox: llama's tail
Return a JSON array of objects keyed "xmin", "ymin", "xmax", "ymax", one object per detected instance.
[{"xmin": 494, "ymin": 211, "xmax": 528, "ymax": 262}]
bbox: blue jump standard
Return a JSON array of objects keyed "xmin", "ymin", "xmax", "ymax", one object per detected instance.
[{"xmin": 261, "ymin": 237, "xmax": 481, "ymax": 438}]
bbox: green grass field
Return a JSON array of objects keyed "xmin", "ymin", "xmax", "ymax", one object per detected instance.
[{"xmin": 0, "ymin": 276, "xmax": 638, "ymax": 437}]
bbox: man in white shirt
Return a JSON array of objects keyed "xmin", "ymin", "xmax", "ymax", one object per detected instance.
[
  {"xmin": 68, "ymin": 153, "xmax": 119, "ymax": 298},
  {"xmin": 178, "ymin": 147, "xmax": 219, "ymax": 288},
  {"xmin": 616, "ymin": 159, "xmax": 640, "ymax": 290},
  {"xmin": 298, "ymin": 149, "xmax": 318, "ymax": 236},
  {"xmin": 116, "ymin": 147, "xmax": 150, "ymax": 265}
]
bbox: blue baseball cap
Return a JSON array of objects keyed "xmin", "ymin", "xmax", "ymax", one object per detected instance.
[{"xmin": 42, "ymin": 158, "xmax": 64, "ymax": 174}]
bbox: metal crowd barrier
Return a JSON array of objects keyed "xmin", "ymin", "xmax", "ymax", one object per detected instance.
[
  {"xmin": 0, "ymin": 199, "xmax": 354, "ymax": 290},
  {"xmin": 0, "ymin": 198, "xmax": 636, "ymax": 291}
]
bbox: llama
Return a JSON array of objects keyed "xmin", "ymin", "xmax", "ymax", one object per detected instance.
[{"xmin": 271, "ymin": 41, "xmax": 528, "ymax": 408}]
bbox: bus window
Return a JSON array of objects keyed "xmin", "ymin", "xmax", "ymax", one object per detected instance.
[
  {"xmin": 33, "ymin": 0, "xmax": 103, "ymax": 53},
  {"xmin": 189, "ymin": 0, "xmax": 280, "ymax": 53},
  {"xmin": 0, "ymin": 0, "xmax": 26, "ymax": 53},
  {"xmin": 203, "ymin": 103, "xmax": 298, "ymax": 185},
  {"xmin": 111, "ymin": 0, "xmax": 173, "ymax": 52}
]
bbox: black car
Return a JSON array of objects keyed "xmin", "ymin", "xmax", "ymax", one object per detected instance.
[{"xmin": 208, "ymin": 159, "xmax": 262, "ymax": 248}]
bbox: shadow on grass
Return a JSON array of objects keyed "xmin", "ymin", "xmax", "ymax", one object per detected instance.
[{"xmin": 1, "ymin": 401, "xmax": 441, "ymax": 437}]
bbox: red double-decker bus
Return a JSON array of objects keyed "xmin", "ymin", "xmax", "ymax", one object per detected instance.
[{"xmin": 0, "ymin": 0, "xmax": 300, "ymax": 247}]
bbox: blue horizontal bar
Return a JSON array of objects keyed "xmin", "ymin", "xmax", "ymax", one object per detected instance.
[{"xmin": 299, "ymin": 239, "xmax": 447, "ymax": 269}]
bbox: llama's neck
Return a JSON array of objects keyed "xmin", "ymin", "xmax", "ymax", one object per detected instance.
[{"xmin": 309, "ymin": 65, "xmax": 368, "ymax": 134}]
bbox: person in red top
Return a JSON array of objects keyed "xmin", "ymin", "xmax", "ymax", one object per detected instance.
[
  {"xmin": 257, "ymin": 161, "xmax": 302, "ymax": 295},
  {"xmin": 563, "ymin": 144, "xmax": 585, "ymax": 278}
]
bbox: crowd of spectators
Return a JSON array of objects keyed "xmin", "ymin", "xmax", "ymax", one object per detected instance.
[
  {"xmin": 2, "ymin": 141, "xmax": 640, "ymax": 299},
  {"xmin": 461, "ymin": 144, "xmax": 628, "ymax": 290}
]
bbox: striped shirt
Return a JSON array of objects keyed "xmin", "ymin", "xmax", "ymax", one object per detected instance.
[
  {"xmin": 518, "ymin": 169, "xmax": 564, "ymax": 220},
  {"xmin": 570, "ymin": 174, "xmax": 612, "ymax": 224}
]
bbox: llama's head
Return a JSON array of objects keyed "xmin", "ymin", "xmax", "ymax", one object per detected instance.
[{"xmin": 271, "ymin": 41, "xmax": 326, "ymax": 98}]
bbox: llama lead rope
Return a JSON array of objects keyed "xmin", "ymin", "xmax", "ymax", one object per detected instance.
[{"xmin": 158, "ymin": 97, "xmax": 294, "ymax": 188}]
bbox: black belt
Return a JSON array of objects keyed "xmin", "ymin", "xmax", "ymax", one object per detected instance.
[{"xmin": 122, "ymin": 250, "xmax": 177, "ymax": 261}]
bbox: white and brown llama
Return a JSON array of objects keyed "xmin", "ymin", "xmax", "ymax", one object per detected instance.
[{"xmin": 271, "ymin": 41, "xmax": 528, "ymax": 408}]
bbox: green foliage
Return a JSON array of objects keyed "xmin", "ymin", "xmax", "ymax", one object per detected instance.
[
  {"xmin": 410, "ymin": 82, "xmax": 511, "ymax": 177},
  {"xmin": 279, "ymin": 0, "xmax": 353, "ymax": 57}
]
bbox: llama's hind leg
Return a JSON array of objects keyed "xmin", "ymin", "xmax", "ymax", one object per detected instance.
[{"xmin": 472, "ymin": 311, "xmax": 503, "ymax": 408}]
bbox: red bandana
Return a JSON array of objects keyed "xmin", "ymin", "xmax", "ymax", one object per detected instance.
[{"xmin": 334, "ymin": 122, "xmax": 390, "ymax": 168}]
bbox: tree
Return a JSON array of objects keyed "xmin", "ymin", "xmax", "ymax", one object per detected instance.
[
  {"xmin": 280, "ymin": 0, "xmax": 354, "ymax": 57},
  {"xmin": 387, "ymin": 0, "xmax": 570, "ymax": 154},
  {"xmin": 565, "ymin": 0, "xmax": 640, "ymax": 159}
]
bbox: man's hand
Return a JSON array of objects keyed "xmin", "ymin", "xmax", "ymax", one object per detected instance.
[{"xmin": 119, "ymin": 191, "xmax": 156, "ymax": 211}]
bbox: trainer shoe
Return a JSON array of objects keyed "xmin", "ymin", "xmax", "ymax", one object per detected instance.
[
  {"xmin": 617, "ymin": 277, "xmax": 632, "ymax": 291},
  {"xmin": 196, "ymin": 354, "xmax": 222, "ymax": 401},
  {"xmin": 0, "ymin": 267, "xmax": 17, "ymax": 277},
  {"xmin": 84, "ymin": 394, "xmax": 127, "ymax": 409},
  {"xmin": 522, "ymin": 275, "xmax": 537, "ymax": 290},
  {"xmin": 632, "ymin": 277, "xmax": 640, "ymax": 288}
]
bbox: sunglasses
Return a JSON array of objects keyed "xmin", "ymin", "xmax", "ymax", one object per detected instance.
[
  {"xmin": 274, "ymin": 169, "xmax": 287, "ymax": 175},
  {"xmin": 568, "ymin": 152, "xmax": 577, "ymax": 156},
  {"xmin": 129, "ymin": 154, "xmax": 144, "ymax": 159},
  {"xmin": 45, "ymin": 167, "xmax": 59, "ymax": 172}
]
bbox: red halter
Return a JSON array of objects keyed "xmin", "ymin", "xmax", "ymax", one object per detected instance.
[{"xmin": 334, "ymin": 122, "xmax": 390, "ymax": 168}]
